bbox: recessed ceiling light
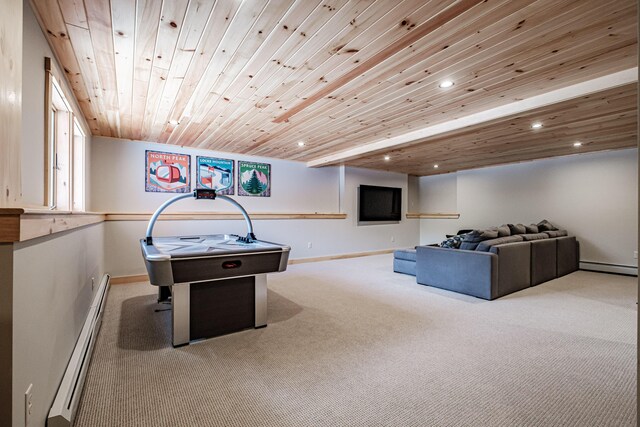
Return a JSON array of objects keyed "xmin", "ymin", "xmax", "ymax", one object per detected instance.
[
  {"xmin": 384, "ymin": 155, "xmax": 390, "ymax": 161},
  {"xmin": 531, "ymin": 122, "xmax": 543, "ymax": 129},
  {"xmin": 297, "ymin": 141, "xmax": 305, "ymax": 147},
  {"xmin": 169, "ymin": 119, "xmax": 179, "ymax": 125},
  {"xmin": 573, "ymin": 141, "xmax": 582, "ymax": 147},
  {"xmin": 439, "ymin": 80, "xmax": 454, "ymax": 89},
  {"xmin": 434, "ymin": 164, "xmax": 439, "ymax": 169}
]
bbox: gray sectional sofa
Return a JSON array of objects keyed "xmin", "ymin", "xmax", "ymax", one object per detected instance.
[{"xmin": 393, "ymin": 222, "xmax": 579, "ymax": 300}]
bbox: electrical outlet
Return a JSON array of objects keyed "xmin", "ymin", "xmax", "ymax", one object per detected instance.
[
  {"xmin": 391, "ymin": 236, "xmax": 395, "ymax": 242},
  {"xmin": 307, "ymin": 242, "xmax": 312, "ymax": 249},
  {"xmin": 634, "ymin": 251, "xmax": 638, "ymax": 259},
  {"xmin": 25, "ymin": 384, "xmax": 33, "ymax": 427},
  {"xmin": 91, "ymin": 277, "xmax": 95, "ymax": 290}
]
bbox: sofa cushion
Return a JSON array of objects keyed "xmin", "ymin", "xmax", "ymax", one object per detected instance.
[
  {"xmin": 460, "ymin": 229, "xmax": 499, "ymax": 250},
  {"xmin": 496, "ymin": 225, "xmax": 511, "ymax": 237},
  {"xmin": 508, "ymin": 223, "xmax": 527, "ymax": 235},
  {"xmin": 476, "ymin": 235, "xmax": 524, "ymax": 252},
  {"xmin": 394, "ymin": 249, "xmax": 417, "ymax": 262},
  {"xmin": 525, "ymin": 224, "xmax": 539, "ymax": 233},
  {"xmin": 521, "ymin": 233, "xmax": 549, "ymax": 241},
  {"xmin": 537, "ymin": 219, "xmax": 558, "ymax": 231},
  {"xmin": 543, "ymin": 229, "xmax": 568, "ymax": 238},
  {"xmin": 459, "ymin": 241, "xmax": 480, "ymax": 250}
]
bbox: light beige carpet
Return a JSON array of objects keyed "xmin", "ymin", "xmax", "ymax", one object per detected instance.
[{"xmin": 75, "ymin": 255, "xmax": 637, "ymax": 426}]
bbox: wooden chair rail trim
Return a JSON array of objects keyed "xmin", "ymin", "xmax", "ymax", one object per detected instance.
[
  {"xmin": 110, "ymin": 249, "xmax": 399, "ymax": 284},
  {"xmin": 104, "ymin": 212, "xmax": 347, "ymax": 221},
  {"xmin": 0, "ymin": 209, "xmax": 347, "ymax": 242},
  {"xmin": 0, "ymin": 209, "xmax": 106, "ymax": 243},
  {"xmin": 0, "ymin": 208, "xmax": 466, "ymax": 242},
  {"xmin": 406, "ymin": 212, "xmax": 460, "ymax": 219}
]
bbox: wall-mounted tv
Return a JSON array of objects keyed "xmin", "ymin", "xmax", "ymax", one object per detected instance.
[{"xmin": 358, "ymin": 185, "xmax": 402, "ymax": 223}]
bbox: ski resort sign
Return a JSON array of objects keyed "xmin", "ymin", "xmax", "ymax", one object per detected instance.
[
  {"xmin": 145, "ymin": 150, "xmax": 191, "ymax": 193},
  {"xmin": 238, "ymin": 161, "xmax": 271, "ymax": 197},
  {"xmin": 196, "ymin": 156, "xmax": 234, "ymax": 195}
]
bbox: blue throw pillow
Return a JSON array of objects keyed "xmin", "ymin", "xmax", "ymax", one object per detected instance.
[{"xmin": 440, "ymin": 234, "xmax": 464, "ymax": 249}]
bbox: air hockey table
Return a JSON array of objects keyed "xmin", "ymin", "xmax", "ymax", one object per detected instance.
[{"xmin": 140, "ymin": 189, "xmax": 290, "ymax": 347}]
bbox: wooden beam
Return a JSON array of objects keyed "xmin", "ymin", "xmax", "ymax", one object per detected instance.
[
  {"xmin": 272, "ymin": 0, "xmax": 486, "ymax": 124},
  {"xmin": 260, "ymin": 0, "xmax": 624, "ymax": 155},
  {"xmin": 307, "ymin": 68, "xmax": 638, "ymax": 167},
  {"xmin": 0, "ymin": 0, "xmax": 22, "ymax": 208}
]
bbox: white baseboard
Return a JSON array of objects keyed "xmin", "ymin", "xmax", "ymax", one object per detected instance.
[
  {"xmin": 48, "ymin": 274, "xmax": 110, "ymax": 427},
  {"xmin": 579, "ymin": 261, "xmax": 638, "ymax": 276}
]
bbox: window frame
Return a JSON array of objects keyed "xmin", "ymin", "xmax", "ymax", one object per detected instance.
[{"xmin": 44, "ymin": 57, "xmax": 88, "ymax": 212}]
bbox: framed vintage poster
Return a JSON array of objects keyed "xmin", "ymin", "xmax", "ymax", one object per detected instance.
[
  {"xmin": 238, "ymin": 161, "xmax": 271, "ymax": 197},
  {"xmin": 145, "ymin": 150, "xmax": 191, "ymax": 193},
  {"xmin": 196, "ymin": 156, "xmax": 234, "ymax": 195}
]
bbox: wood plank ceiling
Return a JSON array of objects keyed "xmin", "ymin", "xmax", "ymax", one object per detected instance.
[
  {"xmin": 347, "ymin": 83, "xmax": 638, "ymax": 175},
  {"xmin": 31, "ymin": 0, "xmax": 637, "ymax": 176}
]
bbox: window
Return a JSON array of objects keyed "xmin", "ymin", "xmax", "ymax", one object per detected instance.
[
  {"xmin": 72, "ymin": 119, "xmax": 85, "ymax": 212},
  {"xmin": 45, "ymin": 58, "xmax": 86, "ymax": 211}
]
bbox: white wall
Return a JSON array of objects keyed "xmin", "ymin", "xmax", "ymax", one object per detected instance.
[
  {"xmin": 419, "ymin": 149, "xmax": 638, "ymax": 270},
  {"xmin": 91, "ymin": 136, "xmax": 339, "ymax": 213},
  {"xmin": 92, "ymin": 137, "xmax": 420, "ymax": 276},
  {"xmin": 8, "ymin": 4, "xmax": 104, "ymax": 427},
  {"xmin": 12, "ymin": 223, "xmax": 105, "ymax": 427}
]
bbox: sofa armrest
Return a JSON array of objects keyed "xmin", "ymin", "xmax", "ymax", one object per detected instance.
[
  {"xmin": 489, "ymin": 242, "xmax": 531, "ymax": 297},
  {"xmin": 416, "ymin": 246, "xmax": 498, "ymax": 300}
]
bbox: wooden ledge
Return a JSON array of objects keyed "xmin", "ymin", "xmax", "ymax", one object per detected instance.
[
  {"xmin": 105, "ymin": 212, "xmax": 347, "ymax": 221},
  {"xmin": 0, "ymin": 208, "xmax": 105, "ymax": 242},
  {"xmin": 406, "ymin": 212, "xmax": 460, "ymax": 219},
  {"xmin": 0, "ymin": 208, "xmax": 26, "ymax": 215},
  {"xmin": 110, "ymin": 248, "xmax": 398, "ymax": 284},
  {"xmin": 0, "ymin": 208, "xmax": 347, "ymax": 243}
]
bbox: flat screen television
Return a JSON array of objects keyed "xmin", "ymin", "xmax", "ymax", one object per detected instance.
[{"xmin": 358, "ymin": 185, "xmax": 402, "ymax": 223}]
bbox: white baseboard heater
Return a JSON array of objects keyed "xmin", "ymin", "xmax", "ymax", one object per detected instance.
[
  {"xmin": 47, "ymin": 274, "xmax": 110, "ymax": 427},
  {"xmin": 580, "ymin": 261, "xmax": 638, "ymax": 276}
]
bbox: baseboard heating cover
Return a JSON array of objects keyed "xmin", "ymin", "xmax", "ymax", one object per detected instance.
[
  {"xmin": 47, "ymin": 274, "xmax": 110, "ymax": 427},
  {"xmin": 579, "ymin": 261, "xmax": 638, "ymax": 276}
]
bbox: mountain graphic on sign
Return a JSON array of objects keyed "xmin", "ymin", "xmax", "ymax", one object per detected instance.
[
  {"xmin": 240, "ymin": 169, "xmax": 267, "ymax": 194},
  {"xmin": 240, "ymin": 169, "xmax": 268, "ymax": 185}
]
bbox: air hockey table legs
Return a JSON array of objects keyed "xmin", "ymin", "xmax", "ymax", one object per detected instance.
[
  {"xmin": 158, "ymin": 286, "xmax": 171, "ymax": 303},
  {"xmin": 171, "ymin": 274, "xmax": 268, "ymax": 347}
]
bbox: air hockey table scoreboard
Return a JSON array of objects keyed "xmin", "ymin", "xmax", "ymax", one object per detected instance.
[{"xmin": 140, "ymin": 189, "xmax": 290, "ymax": 347}]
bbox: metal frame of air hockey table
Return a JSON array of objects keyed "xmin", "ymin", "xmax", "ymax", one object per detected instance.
[{"xmin": 140, "ymin": 189, "xmax": 290, "ymax": 347}]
